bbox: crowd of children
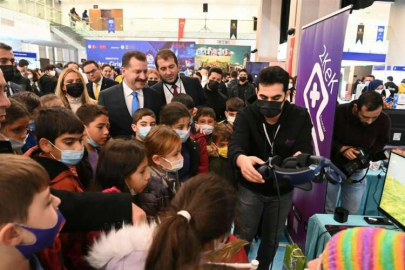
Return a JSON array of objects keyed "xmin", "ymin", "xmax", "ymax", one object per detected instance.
[{"xmin": 1, "ymin": 55, "xmax": 404, "ymax": 270}]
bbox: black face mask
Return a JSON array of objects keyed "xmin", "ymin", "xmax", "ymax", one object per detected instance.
[
  {"xmin": 256, "ymin": 99, "xmax": 283, "ymax": 118},
  {"xmin": 0, "ymin": 65, "xmax": 15, "ymax": 82},
  {"xmin": 208, "ymin": 80, "xmax": 219, "ymax": 92},
  {"xmin": 148, "ymin": 80, "xmax": 158, "ymax": 87},
  {"xmin": 239, "ymin": 77, "xmax": 247, "ymax": 82},
  {"xmin": 66, "ymin": 83, "xmax": 84, "ymax": 98}
]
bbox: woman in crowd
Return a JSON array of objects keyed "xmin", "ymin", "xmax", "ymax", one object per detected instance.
[
  {"xmin": 55, "ymin": 68, "xmax": 95, "ymax": 113},
  {"xmin": 26, "ymin": 68, "xmax": 41, "ymax": 95},
  {"xmin": 147, "ymin": 69, "xmax": 160, "ymax": 87},
  {"xmin": 287, "ymin": 76, "xmax": 296, "ymax": 104}
]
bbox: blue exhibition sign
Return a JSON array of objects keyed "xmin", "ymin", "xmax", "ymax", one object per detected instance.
[
  {"xmin": 376, "ymin": 26, "xmax": 385, "ymax": 42},
  {"xmin": 85, "ymin": 40, "xmax": 196, "ymax": 71},
  {"xmin": 107, "ymin": 17, "xmax": 115, "ymax": 33}
]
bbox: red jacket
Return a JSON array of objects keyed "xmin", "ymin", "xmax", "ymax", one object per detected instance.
[{"xmin": 191, "ymin": 131, "xmax": 209, "ymax": 173}]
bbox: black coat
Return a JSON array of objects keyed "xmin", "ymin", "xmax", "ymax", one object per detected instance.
[
  {"xmin": 228, "ymin": 95, "xmax": 313, "ymax": 196},
  {"xmin": 204, "ymin": 85, "xmax": 227, "ymax": 121},
  {"xmin": 151, "ymin": 75, "xmax": 207, "ymax": 106},
  {"xmin": 98, "ymin": 83, "xmax": 165, "ymax": 137},
  {"xmin": 11, "ymin": 71, "xmax": 33, "ymax": 92},
  {"xmin": 229, "ymin": 82, "xmax": 256, "ymax": 102},
  {"xmin": 86, "ymin": 77, "xmax": 118, "ymax": 99}
]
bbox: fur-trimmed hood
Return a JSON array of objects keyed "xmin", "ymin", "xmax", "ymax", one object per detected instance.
[{"xmin": 86, "ymin": 222, "xmax": 157, "ymax": 270}]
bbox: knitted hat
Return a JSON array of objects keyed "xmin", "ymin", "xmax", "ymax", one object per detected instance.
[{"xmin": 322, "ymin": 227, "xmax": 405, "ymax": 270}]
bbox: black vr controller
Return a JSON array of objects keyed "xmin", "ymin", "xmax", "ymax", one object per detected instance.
[{"xmin": 256, "ymin": 154, "xmax": 347, "ymax": 191}]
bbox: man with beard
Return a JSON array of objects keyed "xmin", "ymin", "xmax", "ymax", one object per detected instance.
[
  {"xmin": 0, "ymin": 42, "xmax": 23, "ymax": 96},
  {"xmin": 98, "ymin": 51, "xmax": 165, "ymax": 137},
  {"xmin": 151, "ymin": 49, "xmax": 207, "ymax": 106},
  {"xmin": 325, "ymin": 91, "xmax": 390, "ymax": 215}
]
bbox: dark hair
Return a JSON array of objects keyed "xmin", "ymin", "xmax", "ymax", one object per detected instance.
[
  {"xmin": 226, "ymin": 97, "xmax": 244, "ymax": 112},
  {"xmin": 194, "ymin": 72, "xmax": 202, "ymax": 80},
  {"xmin": 365, "ymin": 74, "xmax": 375, "ymax": 80},
  {"xmin": 44, "ymin": 65, "xmax": 56, "ymax": 72},
  {"xmin": 160, "ymin": 102, "xmax": 191, "ymax": 126},
  {"xmin": 133, "ymin": 108, "xmax": 156, "ymax": 124},
  {"xmin": 18, "ymin": 59, "xmax": 29, "ymax": 68},
  {"xmin": 36, "ymin": 107, "xmax": 84, "ymax": 144},
  {"xmin": 257, "ymin": 66, "xmax": 289, "ymax": 93},
  {"xmin": 387, "ymin": 76, "xmax": 393, "ymax": 82},
  {"xmin": 82, "ymin": 60, "xmax": 99, "ymax": 69},
  {"xmin": 0, "ymin": 42, "xmax": 12, "ymax": 51},
  {"xmin": 230, "ymin": 71, "xmax": 238, "ymax": 78},
  {"xmin": 10, "ymin": 92, "xmax": 41, "ymax": 117},
  {"xmin": 195, "ymin": 107, "xmax": 216, "ymax": 122},
  {"xmin": 172, "ymin": 94, "xmax": 195, "ymax": 110},
  {"xmin": 114, "ymin": 67, "xmax": 121, "ymax": 75},
  {"xmin": 247, "ymin": 74, "xmax": 254, "ymax": 84},
  {"xmin": 1, "ymin": 99, "xmax": 30, "ymax": 128},
  {"xmin": 144, "ymin": 173, "xmax": 237, "ymax": 270},
  {"xmin": 0, "ymin": 155, "xmax": 49, "ymax": 225},
  {"xmin": 95, "ymin": 139, "xmax": 146, "ymax": 192},
  {"xmin": 155, "ymin": 49, "xmax": 178, "ymax": 69},
  {"xmin": 27, "ymin": 69, "xmax": 39, "ymax": 82},
  {"xmin": 208, "ymin": 67, "xmax": 223, "ymax": 78},
  {"xmin": 101, "ymin": 64, "xmax": 112, "ymax": 71},
  {"xmin": 238, "ymin": 69, "xmax": 248, "ymax": 75},
  {"xmin": 76, "ymin": 104, "xmax": 109, "ymax": 126},
  {"xmin": 122, "ymin": 51, "xmax": 147, "ymax": 68},
  {"xmin": 357, "ymin": 91, "xmax": 383, "ymax": 111},
  {"xmin": 212, "ymin": 123, "xmax": 233, "ymax": 144},
  {"xmin": 64, "ymin": 61, "xmax": 80, "ymax": 69}
]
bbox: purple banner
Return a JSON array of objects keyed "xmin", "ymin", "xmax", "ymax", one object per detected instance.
[{"xmin": 288, "ymin": 7, "xmax": 351, "ymax": 249}]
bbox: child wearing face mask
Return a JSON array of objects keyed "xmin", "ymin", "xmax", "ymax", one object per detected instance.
[
  {"xmin": 220, "ymin": 97, "xmax": 244, "ymax": 126},
  {"xmin": 24, "ymin": 107, "xmax": 93, "ymax": 269},
  {"xmin": 160, "ymin": 102, "xmax": 209, "ymax": 182},
  {"xmin": 0, "ymin": 155, "xmax": 66, "ymax": 270},
  {"xmin": 209, "ymin": 123, "xmax": 235, "ymax": 187},
  {"xmin": 95, "ymin": 139, "xmax": 154, "ymax": 216},
  {"xmin": 131, "ymin": 108, "xmax": 157, "ymax": 142},
  {"xmin": 10, "ymin": 92, "xmax": 42, "ymax": 153},
  {"xmin": 143, "ymin": 125, "xmax": 182, "ymax": 214},
  {"xmin": 195, "ymin": 107, "xmax": 218, "ymax": 157},
  {"xmin": 0, "ymin": 99, "xmax": 30, "ymax": 154},
  {"xmin": 76, "ymin": 104, "xmax": 110, "ymax": 182}
]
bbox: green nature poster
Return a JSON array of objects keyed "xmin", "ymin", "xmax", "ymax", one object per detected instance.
[{"xmin": 195, "ymin": 44, "xmax": 251, "ymax": 71}]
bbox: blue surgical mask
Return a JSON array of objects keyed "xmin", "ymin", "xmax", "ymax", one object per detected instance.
[
  {"xmin": 175, "ymin": 128, "xmax": 190, "ymax": 143},
  {"xmin": 48, "ymin": 140, "xmax": 84, "ymax": 166},
  {"xmin": 29, "ymin": 122, "xmax": 36, "ymax": 132},
  {"xmin": 138, "ymin": 126, "xmax": 152, "ymax": 140},
  {"xmin": 365, "ymin": 81, "xmax": 370, "ymax": 87},
  {"xmin": 15, "ymin": 210, "xmax": 65, "ymax": 259},
  {"xmin": 85, "ymin": 127, "xmax": 101, "ymax": 148}
]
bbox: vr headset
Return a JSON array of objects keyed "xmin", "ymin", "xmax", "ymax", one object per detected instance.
[{"xmin": 256, "ymin": 154, "xmax": 347, "ymax": 191}]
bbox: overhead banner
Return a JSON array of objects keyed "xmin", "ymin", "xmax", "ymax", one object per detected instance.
[
  {"xmin": 356, "ymin": 24, "xmax": 364, "ymax": 44},
  {"xmin": 230, "ymin": 20, "xmax": 238, "ymax": 39},
  {"xmin": 107, "ymin": 17, "xmax": 115, "ymax": 33},
  {"xmin": 178, "ymin": 18, "xmax": 186, "ymax": 41},
  {"xmin": 86, "ymin": 40, "xmax": 195, "ymax": 71},
  {"xmin": 376, "ymin": 26, "xmax": 385, "ymax": 42},
  {"xmin": 195, "ymin": 44, "xmax": 250, "ymax": 71},
  {"xmin": 289, "ymin": 6, "xmax": 351, "ymax": 249}
]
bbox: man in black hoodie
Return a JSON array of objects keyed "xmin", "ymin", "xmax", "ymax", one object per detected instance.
[
  {"xmin": 229, "ymin": 66, "xmax": 312, "ymax": 270},
  {"xmin": 204, "ymin": 67, "xmax": 227, "ymax": 121}
]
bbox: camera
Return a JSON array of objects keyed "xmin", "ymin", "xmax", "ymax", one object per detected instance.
[{"xmin": 342, "ymin": 148, "xmax": 370, "ymax": 177}]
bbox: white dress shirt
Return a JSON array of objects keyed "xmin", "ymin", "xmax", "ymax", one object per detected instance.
[
  {"xmin": 123, "ymin": 80, "xmax": 144, "ymax": 116},
  {"xmin": 163, "ymin": 78, "xmax": 185, "ymax": 104}
]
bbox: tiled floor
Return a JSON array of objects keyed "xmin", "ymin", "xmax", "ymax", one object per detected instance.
[{"xmin": 248, "ymin": 232, "xmax": 289, "ymax": 270}]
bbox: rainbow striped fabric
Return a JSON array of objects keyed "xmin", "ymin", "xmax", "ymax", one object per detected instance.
[{"xmin": 322, "ymin": 227, "xmax": 405, "ymax": 270}]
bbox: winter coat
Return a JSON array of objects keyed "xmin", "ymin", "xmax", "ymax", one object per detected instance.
[{"xmin": 190, "ymin": 131, "xmax": 209, "ymax": 174}]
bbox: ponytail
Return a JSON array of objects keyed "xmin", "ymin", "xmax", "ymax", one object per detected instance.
[{"xmin": 145, "ymin": 173, "xmax": 236, "ymax": 270}]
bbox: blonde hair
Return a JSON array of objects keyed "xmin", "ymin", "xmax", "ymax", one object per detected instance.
[
  {"xmin": 147, "ymin": 69, "xmax": 160, "ymax": 79},
  {"xmin": 55, "ymin": 68, "xmax": 94, "ymax": 109},
  {"xmin": 143, "ymin": 125, "xmax": 181, "ymax": 167}
]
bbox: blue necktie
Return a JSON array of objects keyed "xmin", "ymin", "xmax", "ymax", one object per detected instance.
[{"xmin": 131, "ymin": 91, "xmax": 139, "ymax": 116}]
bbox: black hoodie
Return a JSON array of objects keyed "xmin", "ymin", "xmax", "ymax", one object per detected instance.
[{"xmin": 229, "ymin": 95, "xmax": 313, "ymax": 196}]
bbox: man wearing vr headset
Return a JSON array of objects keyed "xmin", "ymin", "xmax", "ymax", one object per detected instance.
[
  {"xmin": 325, "ymin": 91, "xmax": 390, "ymax": 215},
  {"xmin": 229, "ymin": 66, "xmax": 313, "ymax": 270}
]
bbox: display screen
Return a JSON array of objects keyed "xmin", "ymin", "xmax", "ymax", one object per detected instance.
[{"xmin": 379, "ymin": 152, "xmax": 405, "ymax": 229}]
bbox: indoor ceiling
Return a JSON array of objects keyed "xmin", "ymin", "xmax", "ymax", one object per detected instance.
[{"xmin": 60, "ymin": 0, "xmax": 261, "ymax": 3}]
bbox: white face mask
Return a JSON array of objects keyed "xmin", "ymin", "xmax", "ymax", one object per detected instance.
[
  {"xmin": 161, "ymin": 157, "xmax": 184, "ymax": 172},
  {"xmin": 49, "ymin": 70, "xmax": 56, "ymax": 77},
  {"xmin": 200, "ymin": 124, "xmax": 214, "ymax": 135},
  {"xmin": 125, "ymin": 181, "xmax": 137, "ymax": 196},
  {"xmin": 288, "ymin": 83, "xmax": 293, "ymax": 89},
  {"xmin": 0, "ymin": 132, "xmax": 28, "ymax": 152},
  {"xmin": 227, "ymin": 115, "xmax": 235, "ymax": 125},
  {"xmin": 28, "ymin": 74, "xmax": 33, "ymax": 80}
]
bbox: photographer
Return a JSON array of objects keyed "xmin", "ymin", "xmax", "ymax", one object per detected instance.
[
  {"xmin": 326, "ymin": 91, "xmax": 391, "ymax": 215},
  {"xmin": 229, "ymin": 66, "xmax": 313, "ymax": 270}
]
